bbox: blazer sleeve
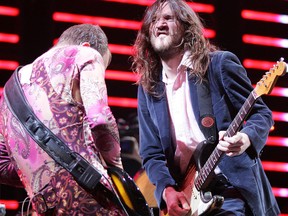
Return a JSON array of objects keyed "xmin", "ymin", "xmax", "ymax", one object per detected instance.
[
  {"xmin": 209, "ymin": 51, "xmax": 274, "ymax": 156},
  {"xmin": 137, "ymin": 85, "xmax": 177, "ymax": 208}
]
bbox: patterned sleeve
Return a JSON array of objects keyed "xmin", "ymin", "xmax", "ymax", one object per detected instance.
[{"xmin": 79, "ymin": 50, "xmax": 123, "ymax": 169}]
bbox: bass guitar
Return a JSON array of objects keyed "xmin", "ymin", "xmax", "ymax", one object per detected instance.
[
  {"xmin": 164, "ymin": 58, "xmax": 287, "ymax": 216},
  {"xmin": 108, "ymin": 167, "xmax": 153, "ymax": 216}
]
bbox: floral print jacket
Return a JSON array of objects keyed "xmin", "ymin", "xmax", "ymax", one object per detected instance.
[{"xmin": 0, "ymin": 45, "xmax": 122, "ymax": 198}]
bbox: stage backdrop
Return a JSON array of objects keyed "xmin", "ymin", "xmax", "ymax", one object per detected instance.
[{"xmin": 0, "ymin": 0, "xmax": 287, "ymax": 215}]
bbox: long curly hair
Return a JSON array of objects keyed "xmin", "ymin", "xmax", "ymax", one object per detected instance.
[{"xmin": 131, "ymin": 0, "xmax": 218, "ymax": 96}]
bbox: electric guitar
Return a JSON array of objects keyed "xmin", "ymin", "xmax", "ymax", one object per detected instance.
[{"xmin": 164, "ymin": 58, "xmax": 287, "ymax": 216}]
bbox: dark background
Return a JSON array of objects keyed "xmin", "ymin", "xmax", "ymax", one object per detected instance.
[{"xmin": 0, "ymin": 0, "xmax": 287, "ymax": 215}]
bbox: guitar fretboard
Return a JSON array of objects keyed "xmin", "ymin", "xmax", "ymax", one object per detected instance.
[{"xmin": 194, "ymin": 90, "xmax": 258, "ymax": 191}]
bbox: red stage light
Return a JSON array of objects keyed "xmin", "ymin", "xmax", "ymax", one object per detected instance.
[
  {"xmin": 242, "ymin": 10, "xmax": 288, "ymax": 24},
  {"xmin": 108, "ymin": 96, "xmax": 137, "ymax": 108},
  {"xmin": 267, "ymin": 136, "xmax": 288, "ymax": 147},
  {"xmin": 103, "ymin": 0, "xmax": 215, "ymax": 13},
  {"xmin": 204, "ymin": 29, "xmax": 216, "ymax": 39},
  {"xmin": 263, "ymin": 161, "xmax": 288, "ymax": 172},
  {"xmin": 243, "ymin": 59, "xmax": 279, "ymax": 71},
  {"xmin": 0, "ymin": 200, "xmax": 19, "ymax": 210},
  {"xmin": 0, "ymin": 60, "xmax": 19, "ymax": 70},
  {"xmin": 271, "ymin": 111, "xmax": 288, "ymax": 123},
  {"xmin": 0, "ymin": 33, "xmax": 19, "ymax": 43},
  {"xmin": 108, "ymin": 44, "xmax": 133, "ymax": 55},
  {"xmin": 53, "ymin": 12, "xmax": 141, "ymax": 30},
  {"xmin": 272, "ymin": 187, "xmax": 288, "ymax": 198},
  {"xmin": 0, "ymin": 6, "xmax": 19, "ymax": 16},
  {"xmin": 105, "ymin": 70, "xmax": 138, "ymax": 82},
  {"xmin": 53, "ymin": 12, "xmax": 215, "ymax": 39},
  {"xmin": 243, "ymin": 34, "xmax": 288, "ymax": 48}
]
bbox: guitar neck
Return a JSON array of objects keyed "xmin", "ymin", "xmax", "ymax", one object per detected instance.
[{"xmin": 194, "ymin": 90, "xmax": 259, "ymax": 191}]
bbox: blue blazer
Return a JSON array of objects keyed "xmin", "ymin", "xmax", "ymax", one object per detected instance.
[{"xmin": 137, "ymin": 51, "xmax": 280, "ymax": 215}]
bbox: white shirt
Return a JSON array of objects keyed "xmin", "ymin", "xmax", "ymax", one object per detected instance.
[{"xmin": 162, "ymin": 52, "xmax": 206, "ymax": 175}]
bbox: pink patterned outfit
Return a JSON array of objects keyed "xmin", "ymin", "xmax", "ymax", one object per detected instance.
[{"xmin": 0, "ymin": 45, "xmax": 125, "ymax": 215}]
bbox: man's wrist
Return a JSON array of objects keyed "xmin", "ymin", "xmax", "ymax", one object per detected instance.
[{"xmin": 162, "ymin": 186, "xmax": 175, "ymax": 202}]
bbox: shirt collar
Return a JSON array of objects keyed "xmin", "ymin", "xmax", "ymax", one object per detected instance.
[
  {"xmin": 162, "ymin": 51, "xmax": 192, "ymax": 84},
  {"xmin": 178, "ymin": 50, "xmax": 193, "ymax": 71}
]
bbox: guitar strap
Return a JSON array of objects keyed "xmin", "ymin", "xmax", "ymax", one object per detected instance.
[
  {"xmin": 194, "ymin": 77, "xmax": 218, "ymax": 172},
  {"xmin": 4, "ymin": 67, "xmax": 126, "ymax": 213},
  {"xmin": 196, "ymin": 78, "xmax": 217, "ymax": 143}
]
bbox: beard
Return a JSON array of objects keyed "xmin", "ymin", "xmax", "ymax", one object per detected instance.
[{"xmin": 150, "ymin": 33, "xmax": 183, "ymax": 59}]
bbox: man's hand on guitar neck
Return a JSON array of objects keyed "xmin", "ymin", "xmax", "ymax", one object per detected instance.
[
  {"xmin": 217, "ymin": 131, "xmax": 251, "ymax": 157},
  {"xmin": 162, "ymin": 186, "xmax": 190, "ymax": 216}
]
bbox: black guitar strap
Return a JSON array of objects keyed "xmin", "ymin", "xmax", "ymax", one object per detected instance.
[
  {"xmin": 4, "ymin": 67, "xmax": 126, "ymax": 213},
  {"xmin": 194, "ymin": 78, "xmax": 218, "ymax": 171},
  {"xmin": 196, "ymin": 79, "xmax": 217, "ymax": 143}
]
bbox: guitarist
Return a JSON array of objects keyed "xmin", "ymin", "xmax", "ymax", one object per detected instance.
[
  {"xmin": 0, "ymin": 24, "xmax": 127, "ymax": 215},
  {"xmin": 132, "ymin": 0, "xmax": 280, "ymax": 215}
]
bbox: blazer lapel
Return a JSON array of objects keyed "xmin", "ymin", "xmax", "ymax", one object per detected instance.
[
  {"xmin": 188, "ymin": 77, "xmax": 202, "ymax": 126},
  {"xmin": 152, "ymin": 81, "xmax": 174, "ymax": 152}
]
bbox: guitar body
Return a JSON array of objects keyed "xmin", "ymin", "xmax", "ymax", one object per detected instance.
[
  {"xmin": 134, "ymin": 169, "xmax": 158, "ymax": 208},
  {"xmin": 190, "ymin": 190, "xmax": 224, "ymax": 216},
  {"xmin": 160, "ymin": 166, "xmax": 223, "ymax": 216},
  {"xmin": 178, "ymin": 154, "xmax": 224, "ymax": 216},
  {"xmin": 107, "ymin": 167, "xmax": 152, "ymax": 216}
]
